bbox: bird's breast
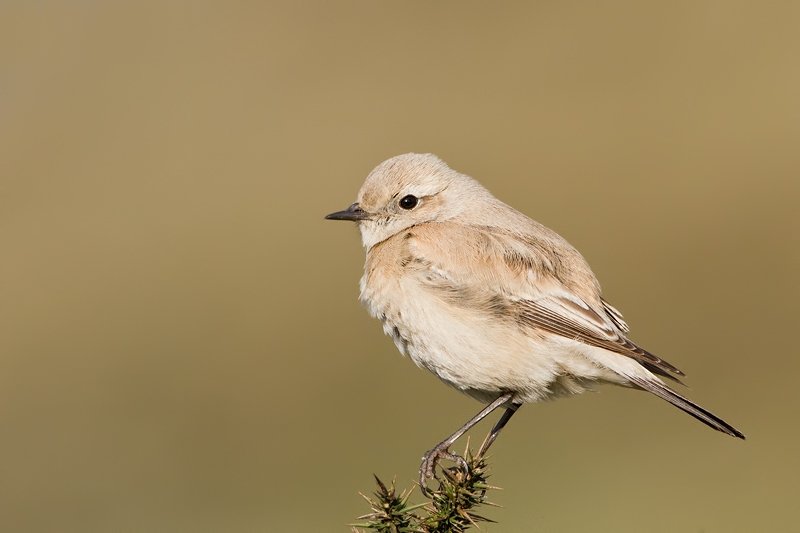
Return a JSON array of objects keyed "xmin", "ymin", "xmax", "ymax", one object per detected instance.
[{"xmin": 359, "ymin": 255, "xmax": 569, "ymax": 400}]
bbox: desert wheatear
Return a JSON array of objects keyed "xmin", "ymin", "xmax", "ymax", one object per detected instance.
[{"xmin": 326, "ymin": 153, "xmax": 744, "ymax": 493}]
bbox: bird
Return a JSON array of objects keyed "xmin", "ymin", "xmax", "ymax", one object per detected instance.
[{"xmin": 325, "ymin": 153, "xmax": 744, "ymax": 494}]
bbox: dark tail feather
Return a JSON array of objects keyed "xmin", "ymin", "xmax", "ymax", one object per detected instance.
[{"xmin": 627, "ymin": 375, "xmax": 745, "ymax": 439}]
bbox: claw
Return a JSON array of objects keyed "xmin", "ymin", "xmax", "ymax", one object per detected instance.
[{"xmin": 419, "ymin": 444, "xmax": 469, "ymax": 497}]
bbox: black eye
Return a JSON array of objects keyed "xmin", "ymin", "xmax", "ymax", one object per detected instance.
[{"xmin": 399, "ymin": 195, "xmax": 418, "ymax": 210}]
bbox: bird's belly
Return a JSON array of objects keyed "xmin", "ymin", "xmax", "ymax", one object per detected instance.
[{"xmin": 364, "ymin": 278, "xmax": 616, "ymax": 403}]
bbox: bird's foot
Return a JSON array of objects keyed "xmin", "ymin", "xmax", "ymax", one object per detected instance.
[{"xmin": 419, "ymin": 443, "xmax": 469, "ymax": 497}]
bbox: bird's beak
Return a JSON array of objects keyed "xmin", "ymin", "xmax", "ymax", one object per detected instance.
[{"xmin": 325, "ymin": 202, "xmax": 371, "ymax": 221}]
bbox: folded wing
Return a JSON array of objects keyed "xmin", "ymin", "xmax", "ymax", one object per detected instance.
[{"xmin": 403, "ymin": 222, "xmax": 685, "ymax": 382}]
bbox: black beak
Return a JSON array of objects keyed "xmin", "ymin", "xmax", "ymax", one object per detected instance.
[{"xmin": 325, "ymin": 202, "xmax": 371, "ymax": 221}]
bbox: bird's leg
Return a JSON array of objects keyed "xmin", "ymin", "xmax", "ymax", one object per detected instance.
[
  {"xmin": 477, "ymin": 402, "xmax": 521, "ymax": 457},
  {"xmin": 419, "ymin": 391, "xmax": 514, "ymax": 496}
]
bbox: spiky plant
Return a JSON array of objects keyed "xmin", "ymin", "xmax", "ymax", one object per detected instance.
[
  {"xmin": 351, "ymin": 476, "xmax": 426, "ymax": 533},
  {"xmin": 351, "ymin": 439, "xmax": 500, "ymax": 533}
]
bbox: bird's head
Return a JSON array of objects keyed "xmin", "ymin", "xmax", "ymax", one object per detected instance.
[{"xmin": 325, "ymin": 153, "xmax": 489, "ymax": 250}]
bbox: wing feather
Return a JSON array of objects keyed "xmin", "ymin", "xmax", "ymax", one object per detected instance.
[
  {"xmin": 517, "ymin": 297, "xmax": 686, "ymax": 380},
  {"xmin": 402, "ymin": 222, "xmax": 686, "ymax": 381}
]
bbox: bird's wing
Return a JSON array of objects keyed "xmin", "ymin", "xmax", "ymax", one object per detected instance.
[
  {"xmin": 515, "ymin": 295, "xmax": 685, "ymax": 379},
  {"xmin": 600, "ymin": 297, "xmax": 630, "ymax": 334},
  {"xmin": 402, "ymin": 222, "xmax": 685, "ymax": 381}
]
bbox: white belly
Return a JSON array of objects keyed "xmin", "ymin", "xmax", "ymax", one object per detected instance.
[{"xmin": 361, "ymin": 273, "xmax": 627, "ymax": 404}]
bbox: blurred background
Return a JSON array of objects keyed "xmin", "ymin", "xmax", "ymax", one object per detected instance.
[{"xmin": 2, "ymin": 2, "xmax": 798, "ymax": 532}]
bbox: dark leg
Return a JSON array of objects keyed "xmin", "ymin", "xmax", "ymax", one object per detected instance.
[
  {"xmin": 419, "ymin": 392, "xmax": 514, "ymax": 495},
  {"xmin": 478, "ymin": 402, "xmax": 521, "ymax": 457}
]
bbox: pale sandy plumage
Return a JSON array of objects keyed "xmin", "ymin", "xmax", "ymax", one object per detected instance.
[{"xmin": 326, "ymin": 153, "xmax": 743, "ymax": 487}]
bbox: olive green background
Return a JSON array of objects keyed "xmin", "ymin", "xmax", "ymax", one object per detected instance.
[{"xmin": 2, "ymin": 2, "xmax": 798, "ymax": 532}]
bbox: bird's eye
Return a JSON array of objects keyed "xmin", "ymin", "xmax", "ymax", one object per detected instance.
[{"xmin": 399, "ymin": 195, "xmax": 418, "ymax": 210}]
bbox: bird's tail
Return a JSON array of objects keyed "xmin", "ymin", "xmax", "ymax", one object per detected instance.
[{"xmin": 626, "ymin": 375, "xmax": 745, "ymax": 439}]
